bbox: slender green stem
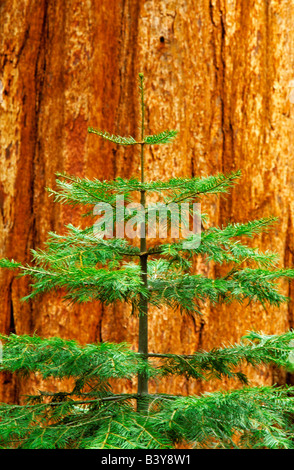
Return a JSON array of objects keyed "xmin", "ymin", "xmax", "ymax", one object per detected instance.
[
  {"xmin": 137, "ymin": 73, "xmax": 149, "ymax": 411},
  {"xmin": 140, "ymin": 72, "xmax": 145, "ymax": 183}
]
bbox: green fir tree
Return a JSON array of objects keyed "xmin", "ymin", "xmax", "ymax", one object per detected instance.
[{"xmin": 1, "ymin": 74, "xmax": 294, "ymax": 449}]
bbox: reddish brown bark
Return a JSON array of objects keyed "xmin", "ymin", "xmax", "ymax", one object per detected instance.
[{"xmin": 1, "ymin": 0, "xmax": 294, "ymax": 402}]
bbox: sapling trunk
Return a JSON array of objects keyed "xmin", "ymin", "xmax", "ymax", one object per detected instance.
[{"xmin": 137, "ymin": 73, "xmax": 149, "ymax": 411}]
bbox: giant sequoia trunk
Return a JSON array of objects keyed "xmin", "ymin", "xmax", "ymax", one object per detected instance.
[{"xmin": 1, "ymin": 0, "xmax": 294, "ymax": 403}]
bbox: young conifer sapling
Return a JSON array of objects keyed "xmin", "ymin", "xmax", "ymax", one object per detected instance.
[{"xmin": 1, "ymin": 75, "xmax": 294, "ymax": 448}]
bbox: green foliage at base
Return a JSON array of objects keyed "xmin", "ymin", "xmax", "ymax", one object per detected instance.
[
  {"xmin": 1, "ymin": 332, "xmax": 294, "ymax": 449},
  {"xmin": 2, "ymin": 386, "xmax": 294, "ymax": 449}
]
